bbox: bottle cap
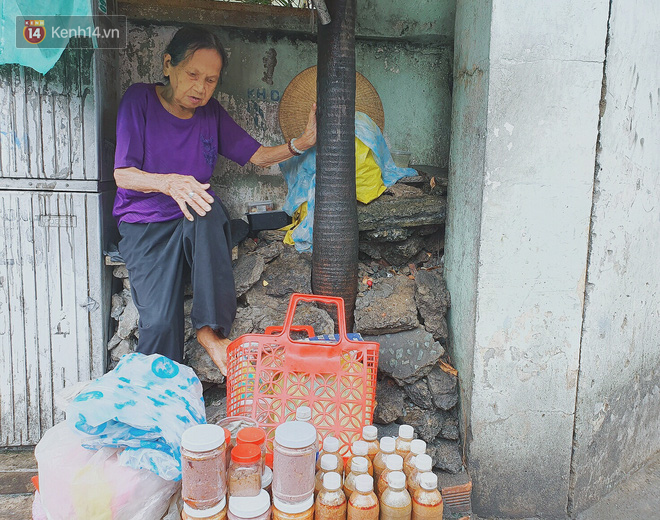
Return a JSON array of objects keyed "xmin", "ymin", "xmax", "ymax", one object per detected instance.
[
  {"xmin": 352, "ymin": 440, "xmax": 368, "ymax": 456},
  {"xmin": 183, "ymin": 497, "xmax": 226, "ymax": 518},
  {"xmin": 322, "ymin": 436, "xmax": 339, "ymax": 453},
  {"xmin": 410, "ymin": 439, "xmax": 426, "ymax": 455},
  {"xmin": 363, "ymin": 425, "xmax": 378, "ymax": 441},
  {"xmin": 273, "ymin": 496, "xmax": 314, "ymax": 514},
  {"xmin": 355, "ymin": 474, "xmax": 374, "ymax": 493},
  {"xmin": 296, "ymin": 406, "xmax": 312, "ymax": 422},
  {"xmin": 380, "ymin": 436, "xmax": 395, "ymax": 452},
  {"xmin": 387, "ymin": 471, "xmax": 406, "ymax": 490},
  {"xmin": 231, "ymin": 443, "xmax": 261, "ymax": 464},
  {"xmin": 237, "ymin": 427, "xmax": 266, "ymax": 446},
  {"xmin": 415, "ymin": 454, "xmax": 433, "ymax": 472},
  {"xmin": 351, "ymin": 456, "xmax": 368, "ymax": 473},
  {"xmin": 323, "ymin": 472, "xmax": 342, "ymax": 491},
  {"xmin": 420, "ymin": 472, "xmax": 439, "ymax": 491},
  {"xmin": 275, "ymin": 421, "xmax": 317, "ymax": 449},
  {"xmin": 386, "ymin": 454, "xmax": 403, "ymax": 471},
  {"xmin": 181, "ymin": 424, "xmax": 225, "ymax": 452},
  {"xmin": 228, "ymin": 490, "xmax": 270, "ymax": 518},
  {"xmin": 261, "ymin": 466, "xmax": 273, "ymax": 488},
  {"xmin": 398, "ymin": 424, "xmax": 414, "ymax": 439},
  {"xmin": 321, "ymin": 454, "xmax": 338, "ymax": 471}
]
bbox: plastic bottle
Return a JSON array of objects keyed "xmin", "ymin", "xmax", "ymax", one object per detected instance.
[
  {"xmin": 227, "ymin": 490, "xmax": 271, "ymax": 520},
  {"xmin": 316, "ymin": 454, "xmax": 339, "ymax": 496},
  {"xmin": 343, "ymin": 456, "xmax": 369, "ymax": 497},
  {"xmin": 407, "ymin": 454, "xmax": 432, "ymax": 495},
  {"xmin": 395, "ymin": 425, "xmax": 414, "ymax": 459},
  {"xmin": 182, "ymin": 498, "xmax": 227, "ymax": 520},
  {"xmin": 181, "ymin": 424, "xmax": 227, "ymax": 510},
  {"xmin": 412, "ymin": 473, "xmax": 443, "ymax": 520},
  {"xmin": 296, "ymin": 406, "xmax": 312, "ymax": 422},
  {"xmin": 361, "ymin": 426, "xmax": 379, "ymax": 462},
  {"xmin": 403, "ymin": 439, "xmax": 426, "ymax": 478},
  {"xmin": 228, "ymin": 444, "xmax": 262, "ymax": 498},
  {"xmin": 272, "ymin": 421, "xmax": 317, "ymax": 506},
  {"xmin": 315, "ymin": 472, "xmax": 347, "ymax": 520},
  {"xmin": 237, "ymin": 427, "xmax": 267, "ymax": 474},
  {"xmin": 380, "ymin": 471, "xmax": 412, "ymax": 520},
  {"xmin": 316, "ymin": 436, "xmax": 344, "ymax": 475},
  {"xmin": 347, "ymin": 474, "xmax": 379, "ymax": 520},
  {"xmin": 345, "ymin": 441, "xmax": 373, "ymax": 477},
  {"xmin": 272, "ymin": 496, "xmax": 314, "ymax": 520},
  {"xmin": 373, "ymin": 436, "xmax": 395, "ymax": 484},
  {"xmin": 377, "ymin": 454, "xmax": 403, "ymax": 498}
]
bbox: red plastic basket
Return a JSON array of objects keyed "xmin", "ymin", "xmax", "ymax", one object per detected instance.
[{"xmin": 226, "ymin": 293, "xmax": 379, "ymax": 457}]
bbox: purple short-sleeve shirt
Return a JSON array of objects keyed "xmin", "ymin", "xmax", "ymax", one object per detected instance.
[{"xmin": 112, "ymin": 83, "xmax": 262, "ymax": 224}]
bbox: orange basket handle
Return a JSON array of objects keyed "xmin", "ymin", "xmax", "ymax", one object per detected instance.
[
  {"xmin": 264, "ymin": 324, "xmax": 316, "ymax": 337},
  {"xmin": 281, "ymin": 293, "xmax": 350, "ymax": 343}
]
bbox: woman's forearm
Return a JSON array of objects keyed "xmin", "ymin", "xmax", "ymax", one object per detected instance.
[{"xmin": 114, "ymin": 167, "xmax": 171, "ymax": 194}]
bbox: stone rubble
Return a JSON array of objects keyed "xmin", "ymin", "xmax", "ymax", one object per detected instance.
[{"xmin": 106, "ymin": 179, "xmax": 462, "ymax": 474}]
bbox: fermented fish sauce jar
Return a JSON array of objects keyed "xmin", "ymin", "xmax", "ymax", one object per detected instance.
[
  {"xmin": 378, "ymin": 455, "xmax": 404, "ymax": 498},
  {"xmin": 343, "ymin": 457, "xmax": 369, "ymax": 498},
  {"xmin": 373, "ymin": 437, "xmax": 395, "ymax": 483},
  {"xmin": 227, "ymin": 490, "xmax": 271, "ymax": 520},
  {"xmin": 228, "ymin": 444, "xmax": 262, "ymax": 497},
  {"xmin": 316, "ymin": 436, "xmax": 344, "ymax": 475},
  {"xmin": 395, "ymin": 425, "xmax": 414, "ymax": 459},
  {"xmin": 412, "ymin": 473, "xmax": 443, "ymax": 520},
  {"xmin": 272, "ymin": 496, "xmax": 315, "ymax": 520},
  {"xmin": 361, "ymin": 426, "xmax": 379, "ymax": 462},
  {"xmin": 347, "ymin": 474, "xmax": 379, "ymax": 520},
  {"xmin": 380, "ymin": 471, "xmax": 412, "ymax": 520},
  {"xmin": 273, "ymin": 421, "xmax": 317, "ymax": 506},
  {"xmin": 237, "ymin": 427, "xmax": 267, "ymax": 474},
  {"xmin": 315, "ymin": 454, "xmax": 339, "ymax": 496},
  {"xmin": 407, "ymin": 454, "xmax": 432, "ymax": 495},
  {"xmin": 403, "ymin": 440, "xmax": 426, "ymax": 477},
  {"xmin": 345, "ymin": 441, "xmax": 373, "ymax": 477},
  {"xmin": 182, "ymin": 499, "xmax": 227, "ymax": 520},
  {"xmin": 315, "ymin": 472, "xmax": 347, "ymax": 520},
  {"xmin": 181, "ymin": 424, "xmax": 227, "ymax": 510}
]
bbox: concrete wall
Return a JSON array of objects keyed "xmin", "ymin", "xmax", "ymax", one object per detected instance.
[
  {"xmin": 570, "ymin": 0, "xmax": 660, "ymax": 512},
  {"xmin": 119, "ymin": 1, "xmax": 455, "ymax": 217}
]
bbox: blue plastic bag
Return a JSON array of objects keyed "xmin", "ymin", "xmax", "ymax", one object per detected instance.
[
  {"xmin": 66, "ymin": 353, "xmax": 206, "ymax": 481},
  {"xmin": 280, "ymin": 112, "xmax": 416, "ymax": 252}
]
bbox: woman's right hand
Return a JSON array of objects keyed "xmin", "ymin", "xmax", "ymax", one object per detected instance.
[{"xmin": 162, "ymin": 174, "xmax": 215, "ymax": 221}]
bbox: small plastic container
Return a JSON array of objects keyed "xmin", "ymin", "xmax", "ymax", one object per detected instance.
[
  {"xmin": 272, "ymin": 496, "xmax": 315, "ymax": 520},
  {"xmin": 237, "ymin": 427, "xmax": 267, "ymax": 474},
  {"xmin": 380, "ymin": 471, "xmax": 411, "ymax": 520},
  {"xmin": 373, "ymin": 437, "xmax": 395, "ymax": 484},
  {"xmin": 316, "ymin": 436, "xmax": 343, "ymax": 475},
  {"xmin": 347, "ymin": 474, "xmax": 379, "ymax": 520},
  {"xmin": 228, "ymin": 490, "xmax": 271, "ymax": 520},
  {"xmin": 315, "ymin": 472, "xmax": 347, "ymax": 520},
  {"xmin": 182, "ymin": 498, "xmax": 227, "ymax": 520},
  {"xmin": 391, "ymin": 150, "xmax": 412, "ymax": 169},
  {"xmin": 261, "ymin": 466, "xmax": 273, "ymax": 495},
  {"xmin": 377, "ymin": 454, "xmax": 403, "ymax": 498},
  {"xmin": 395, "ymin": 425, "xmax": 414, "ymax": 459},
  {"xmin": 412, "ymin": 473, "xmax": 443, "ymax": 520},
  {"xmin": 272, "ymin": 421, "xmax": 317, "ymax": 506},
  {"xmin": 407, "ymin": 454, "xmax": 432, "ymax": 495},
  {"xmin": 181, "ymin": 424, "xmax": 227, "ymax": 510},
  {"xmin": 345, "ymin": 440, "xmax": 373, "ymax": 477},
  {"xmin": 295, "ymin": 406, "xmax": 312, "ymax": 422},
  {"xmin": 228, "ymin": 444, "xmax": 262, "ymax": 498},
  {"xmin": 343, "ymin": 457, "xmax": 369, "ymax": 498},
  {"xmin": 315, "ymin": 454, "xmax": 339, "ymax": 496},
  {"xmin": 361, "ymin": 426, "xmax": 380, "ymax": 462},
  {"xmin": 403, "ymin": 439, "xmax": 426, "ymax": 477}
]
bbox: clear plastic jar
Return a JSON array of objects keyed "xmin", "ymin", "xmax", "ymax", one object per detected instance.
[
  {"xmin": 347, "ymin": 474, "xmax": 379, "ymax": 520},
  {"xmin": 380, "ymin": 471, "xmax": 411, "ymax": 520},
  {"xmin": 228, "ymin": 444, "xmax": 262, "ymax": 498},
  {"xmin": 395, "ymin": 425, "xmax": 414, "ymax": 459},
  {"xmin": 315, "ymin": 473, "xmax": 346, "ymax": 520},
  {"xmin": 272, "ymin": 421, "xmax": 317, "ymax": 506},
  {"xmin": 228, "ymin": 490, "xmax": 271, "ymax": 520},
  {"xmin": 412, "ymin": 473, "xmax": 443, "ymax": 520},
  {"xmin": 182, "ymin": 424, "xmax": 227, "ymax": 510},
  {"xmin": 237, "ymin": 427, "xmax": 267, "ymax": 474},
  {"xmin": 272, "ymin": 496, "xmax": 315, "ymax": 520},
  {"xmin": 403, "ymin": 439, "xmax": 426, "ymax": 477},
  {"xmin": 182, "ymin": 498, "xmax": 227, "ymax": 520},
  {"xmin": 361, "ymin": 426, "xmax": 380, "ymax": 463}
]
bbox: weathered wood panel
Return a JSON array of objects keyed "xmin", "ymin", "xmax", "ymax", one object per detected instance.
[{"xmin": 0, "ymin": 191, "xmax": 108, "ymax": 445}]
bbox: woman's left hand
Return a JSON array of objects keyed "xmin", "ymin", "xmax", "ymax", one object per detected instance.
[{"xmin": 295, "ymin": 102, "xmax": 317, "ymax": 151}]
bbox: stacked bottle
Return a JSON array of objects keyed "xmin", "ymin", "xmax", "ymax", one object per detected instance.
[
  {"xmin": 347, "ymin": 474, "xmax": 379, "ymax": 520},
  {"xmin": 315, "ymin": 454, "xmax": 340, "ymax": 496},
  {"xmin": 316, "ymin": 436, "xmax": 344, "ymax": 476},
  {"xmin": 411, "ymin": 473, "xmax": 443, "ymax": 520},
  {"xmin": 380, "ymin": 472, "xmax": 411, "ymax": 520},
  {"xmin": 403, "ymin": 439, "xmax": 426, "ymax": 478},
  {"xmin": 361, "ymin": 426, "xmax": 380, "ymax": 463},
  {"xmin": 343, "ymin": 457, "xmax": 369, "ymax": 497},
  {"xmin": 345, "ymin": 441, "xmax": 373, "ymax": 477},
  {"xmin": 315, "ymin": 472, "xmax": 346, "ymax": 520},
  {"xmin": 395, "ymin": 425, "xmax": 414, "ymax": 459},
  {"xmin": 228, "ymin": 444, "xmax": 262, "ymax": 498},
  {"xmin": 373, "ymin": 437, "xmax": 396, "ymax": 483},
  {"xmin": 377, "ymin": 455, "xmax": 404, "ymax": 498},
  {"xmin": 407, "ymin": 454, "xmax": 432, "ymax": 495}
]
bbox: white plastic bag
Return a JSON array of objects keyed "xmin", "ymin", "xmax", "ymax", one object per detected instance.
[{"xmin": 35, "ymin": 422, "xmax": 179, "ymax": 520}]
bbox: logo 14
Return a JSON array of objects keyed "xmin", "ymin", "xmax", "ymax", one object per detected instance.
[{"xmin": 24, "ymin": 20, "xmax": 46, "ymax": 44}]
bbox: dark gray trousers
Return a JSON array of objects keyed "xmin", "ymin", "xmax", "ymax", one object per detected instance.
[{"xmin": 118, "ymin": 198, "xmax": 236, "ymax": 363}]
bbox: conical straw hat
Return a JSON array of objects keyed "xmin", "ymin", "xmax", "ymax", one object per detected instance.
[{"xmin": 279, "ymin": 66, "xmax": 385, "ymax": 142}]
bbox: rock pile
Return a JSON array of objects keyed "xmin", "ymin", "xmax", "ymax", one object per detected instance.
[{"xmin": 107, "ymin": 174, "xmax": 462, "ymax": 475}]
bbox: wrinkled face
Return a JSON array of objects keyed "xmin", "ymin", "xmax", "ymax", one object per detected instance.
[{"xmin": 163, "ymin": 47, "xmax": 223, "ymax": 111}]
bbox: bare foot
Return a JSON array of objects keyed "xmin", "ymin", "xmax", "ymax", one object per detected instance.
[{"xmin": 196, "ymin": 326, "xmax": 231, "ymax": 376}]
